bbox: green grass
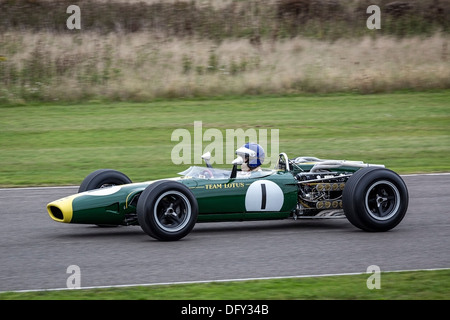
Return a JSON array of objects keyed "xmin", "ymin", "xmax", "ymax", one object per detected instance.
[
  {"xmin": 1, "ymin": 270, "xmax": 449, "ymax": 300},
  {"xmin": 0, "ymin": 91, "xmax": 449, "ymax": 186}
]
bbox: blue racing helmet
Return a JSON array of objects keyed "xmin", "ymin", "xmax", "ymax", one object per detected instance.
[{"xmin": 236, "ymin": 142, "xmax": 265, "ymax": 169}]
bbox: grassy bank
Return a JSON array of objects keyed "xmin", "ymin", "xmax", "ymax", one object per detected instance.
[
  {"xmin": 1, "ymin": 269, "xmax": 449, "ymax": 300},
  {"xmin": 0, "ymin": 91, "xmax": 448, "ymax": 186},
  {"xmin": 1, "ymin": 31, "xmax": 448, "ymax": 103}
]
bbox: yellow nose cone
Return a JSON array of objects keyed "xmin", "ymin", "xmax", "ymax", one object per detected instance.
[{"xmin": 47, "ymin": 194, "xmax": 78, "ymax": 223}]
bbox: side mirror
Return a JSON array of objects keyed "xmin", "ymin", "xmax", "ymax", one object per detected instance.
[
  {"xmin": 230, "ymin": 156, "xmax": 243, "ymax": 179},
  {"xmin": 201, "ymin": 152, "xmax": 212, "ymax": 168}
]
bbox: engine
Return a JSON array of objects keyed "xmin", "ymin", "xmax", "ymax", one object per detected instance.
[
  {"xmin": 275, "ymin": 153, "xmax": 385, "ymax": 218},
  {"xmin": 294, "ymin": 171, "xmax": 351, "ymax": 217}
]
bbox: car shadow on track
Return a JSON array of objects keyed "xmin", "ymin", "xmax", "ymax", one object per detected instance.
[
  {"xmin": 47, "ymin": 218, "xmax": 356, "ymax": 241},
  {"xmin": 47, "ymin": 225, "xmax": 145, "ymax": 239},
  {"xmin": 191, "ymin": 218, "xmax": 353, "ymax": 234}
]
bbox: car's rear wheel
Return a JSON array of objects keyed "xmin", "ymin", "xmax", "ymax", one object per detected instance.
[
  {"xmin": 343, "ymin": 167, "xmax": 408, "ymax": 232},
  {"xmin": 137, "ymin": 180, "xmax": 198, "ymax": 241}
]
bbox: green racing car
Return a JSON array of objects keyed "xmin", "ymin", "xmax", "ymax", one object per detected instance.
[{"xmin": 47, "ymin": 144, "xmax": 409, "ymax": 241}]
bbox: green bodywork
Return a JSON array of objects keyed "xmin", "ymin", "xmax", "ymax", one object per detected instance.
[{"xmin": 48, "ymin": 168, "xmax": 301, "ymax": 225}]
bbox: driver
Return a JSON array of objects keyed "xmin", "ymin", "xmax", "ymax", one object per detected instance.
[{"xmin": 236, "ymin": 142, "xmax": 265, "ymax": 172}]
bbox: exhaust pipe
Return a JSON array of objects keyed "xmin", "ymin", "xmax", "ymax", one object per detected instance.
[{"xmin": 310, "ymin": 160, "xmax": 384, "ymax": 172}]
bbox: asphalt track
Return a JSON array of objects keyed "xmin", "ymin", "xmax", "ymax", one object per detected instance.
[{"xmin": 0, "ymin": 174, "xmax": 449, "ymax": 292}]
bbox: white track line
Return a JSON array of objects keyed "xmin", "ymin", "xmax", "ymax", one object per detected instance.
[
  {"xmin": 3, "ymin": 267, "xmax": 450, "ymax": 294},
  {"xmin": 401, "ymin": 173, "xmax": 450, "ymax": 177},
  {"xmin": 0, "ymin": 186, "xmax": 78, "ymax": 191}
]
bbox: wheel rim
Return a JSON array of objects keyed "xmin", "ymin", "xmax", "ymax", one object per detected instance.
[
  {"xmin": 153, "ymin": 191, "xmax": 191, "ymax": 232},
  {"xmin": 365, "ymin": 180, "xmax": 400, "ymax": 221}
]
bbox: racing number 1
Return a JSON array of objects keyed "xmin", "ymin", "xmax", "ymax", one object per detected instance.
[
  {"xmin": 245, "ymin": 180, "xmax": 284, "ymax": 212},
  {"xmin": 260, "ymin": 183, "xmax": 267, "ymax": 210}
]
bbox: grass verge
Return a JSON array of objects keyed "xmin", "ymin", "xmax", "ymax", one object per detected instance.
[{"xmin": 1, "ymin": 269, "xmax": 448, "ymax": 300}]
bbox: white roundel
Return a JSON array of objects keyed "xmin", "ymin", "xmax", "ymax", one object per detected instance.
[{"xmin": 245, "ymin": 180, "xmax": 284, "ymax": 212}]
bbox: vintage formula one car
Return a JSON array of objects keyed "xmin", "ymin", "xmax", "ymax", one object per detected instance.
[{"xmin": 47, "ymin": 146, "xmax": 409, "ymax": 241}]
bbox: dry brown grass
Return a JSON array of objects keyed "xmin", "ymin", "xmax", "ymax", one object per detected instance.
[{"xmin": 0, "ymin": 31, "xmax": 449, "ymax": 103}]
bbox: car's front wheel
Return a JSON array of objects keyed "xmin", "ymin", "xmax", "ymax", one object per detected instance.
[
  {"xmin": 137, "ymin": 180, "xmax": 198, "ymax": 241},
  {"xmin": 343, "ymin": 167, "xmax": 408, "ymax": 232}
]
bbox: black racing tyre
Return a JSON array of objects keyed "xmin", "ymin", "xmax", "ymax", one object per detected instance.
[
  {"xmin": 78, "ymin": 169, "xmax": 132, "ymax": 227},
  {"xmin": 137, "ymin": 180, "xmax": 198, "ymax": 241},
  {"xmin": 343, "ymin": 167, "xmax": 408, "ymax": 232},
  {"xmin": 78, "ymin": 169, "xmax": 132, "ymax": 193}
]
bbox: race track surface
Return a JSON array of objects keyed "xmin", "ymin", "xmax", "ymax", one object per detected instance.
[{"xmin": 0, "ymin": 174, "xmax": 449, "ymax": 292}]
